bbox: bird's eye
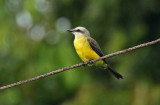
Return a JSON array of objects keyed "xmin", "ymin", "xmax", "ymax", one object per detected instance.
[{"xmin": 76, "ymin": 29, "xmax": 81, "ymax": 32}]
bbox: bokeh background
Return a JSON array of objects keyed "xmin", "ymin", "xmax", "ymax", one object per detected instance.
[{"xmin": 0, "ymin": 0, "xmax": 160, "ymax": 105}]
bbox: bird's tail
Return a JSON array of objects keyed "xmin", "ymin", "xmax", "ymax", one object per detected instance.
[{"xmin": 105, "ymin": 65, "xmax": 123, "ymax": 79}]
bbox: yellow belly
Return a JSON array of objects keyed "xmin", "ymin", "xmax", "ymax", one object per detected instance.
[{"xmin": 74, "ymin": 36, "xmax": 104, "ymax": 66}]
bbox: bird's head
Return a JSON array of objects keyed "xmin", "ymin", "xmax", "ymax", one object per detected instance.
[{"xmin": 67, "ymin": 26, "xmax": 90, "ymax": 37}]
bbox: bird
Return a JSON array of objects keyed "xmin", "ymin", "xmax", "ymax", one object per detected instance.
[{"xmin": 67, "ymin": 26, "xmax": 123, "ymax": 79}]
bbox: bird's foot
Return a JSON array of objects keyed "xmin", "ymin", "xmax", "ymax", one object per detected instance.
[
  {"xmin": 82, "ymin": 62, "xmax": 88, "ymax": 66},
  {"xmin": 82, "ymin": 59, "xmax": 93, "ymax": 66}
]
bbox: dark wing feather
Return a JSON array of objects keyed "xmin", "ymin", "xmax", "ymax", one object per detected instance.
[
  {"xmin": 87, "ymin": 37, "xmax": 107, "ymax": 63},
  {"xmin": 87, "ymin": 37, "xmax": 123, "ymax": 79}
]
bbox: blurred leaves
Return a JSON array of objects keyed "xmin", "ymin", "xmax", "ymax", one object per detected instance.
[{"xmin": 0, "ymin": 0, "xmax": 160, "ymax": 105}]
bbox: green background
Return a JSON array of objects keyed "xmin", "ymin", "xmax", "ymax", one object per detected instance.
[{"xmin": 0, "ymin": 0, "xmax": 160, "ymax": 105}]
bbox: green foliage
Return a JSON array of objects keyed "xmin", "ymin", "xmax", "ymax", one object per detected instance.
[{"xmin": 0, "ymin": 0, "xmax": 160, "ymax": 105}]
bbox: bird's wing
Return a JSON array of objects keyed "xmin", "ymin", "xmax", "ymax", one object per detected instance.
[
  {"xmin": 87, "ymin": 37, "xmax": 107, "ymax": 63},
  {"xmin": 88, "ymin": 37, "xmax": 123, "ymax": 79}
]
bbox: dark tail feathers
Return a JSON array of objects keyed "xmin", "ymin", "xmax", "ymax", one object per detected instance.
[{"xmin": 107, "ymin": 66, "xmax": 123, "ymax": 79}]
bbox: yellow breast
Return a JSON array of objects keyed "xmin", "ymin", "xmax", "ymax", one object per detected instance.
[{"xmin": 74, "ymin": 36, "xmax": 104, "ymax": 66}]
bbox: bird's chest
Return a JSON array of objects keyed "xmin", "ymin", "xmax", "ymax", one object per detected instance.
[
  {"xmin": 74, "ymin": 37, "xmax": 92, "ymax": 61},
  {"xmin": 74, "ymin": 37, "xmax": 90, "ymax": 52}
]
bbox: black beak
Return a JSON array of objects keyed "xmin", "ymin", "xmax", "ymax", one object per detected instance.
[{"xmin": 67, "ymin": 29, "xmax": 74, "ymax": 32}]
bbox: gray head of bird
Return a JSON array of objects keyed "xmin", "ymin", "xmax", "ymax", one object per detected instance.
[{"xmin": 67, "ymin": 26, "xmax": 90, "ymax": 37}]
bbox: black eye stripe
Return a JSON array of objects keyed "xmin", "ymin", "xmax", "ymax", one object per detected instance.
[{"xmin": 76, "ymin": 29, "xmax": 81, "ymax": 32}]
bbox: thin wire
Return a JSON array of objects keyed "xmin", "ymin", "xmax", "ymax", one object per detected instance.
[{"xmin": 0, "ymin": 38, "xmax": 159, "ymax": 90}]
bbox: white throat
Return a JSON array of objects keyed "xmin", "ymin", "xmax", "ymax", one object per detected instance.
[{"xmin": 73, "ymin": 33, "xmax": 85, "ymax": 37}]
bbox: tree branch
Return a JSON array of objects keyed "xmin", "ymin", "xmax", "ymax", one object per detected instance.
[{"xmin": 0, "ymin": 38, "xmax": 160, "ymax": 90}]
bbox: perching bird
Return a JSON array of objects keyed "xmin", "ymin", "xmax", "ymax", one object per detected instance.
[{"xmin": 67, "ymin": 26, "xmax": 123, "ymax": 79}]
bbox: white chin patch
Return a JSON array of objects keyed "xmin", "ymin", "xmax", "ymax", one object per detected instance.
[{"xmin": 75, "ymin": 33, "xmax": 84, "ymax": 37}]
